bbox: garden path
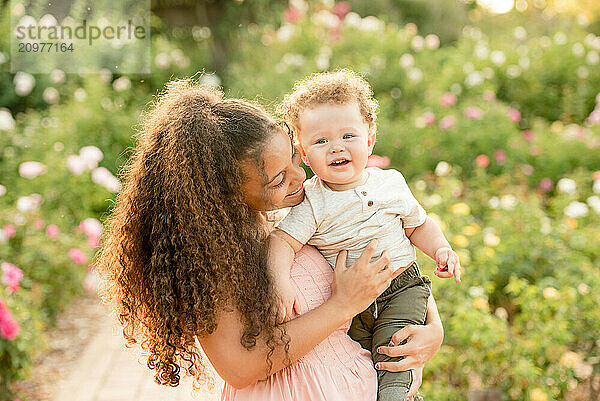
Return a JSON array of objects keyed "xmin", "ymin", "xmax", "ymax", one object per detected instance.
[{"xmin": 51, "ymin": 298, "xmax": 221, "ymax": 401}]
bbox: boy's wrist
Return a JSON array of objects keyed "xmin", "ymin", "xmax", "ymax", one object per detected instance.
[{"xmin": 434, "ymin": 246, "xmax": 452, "ymax": 256}]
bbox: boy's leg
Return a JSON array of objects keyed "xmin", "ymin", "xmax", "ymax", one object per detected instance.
[
  {"xmin": 348, "ymin": 305, "xmax": 375, "ymax": 352},
  {"xmin": 372, "ymin": 268, "xmax": 431, "ymax": 401}
]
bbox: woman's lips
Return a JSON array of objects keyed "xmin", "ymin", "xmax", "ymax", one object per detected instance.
[{"xmin": 286, "ymin": 185, "xmax": 303, "ymax": 197}]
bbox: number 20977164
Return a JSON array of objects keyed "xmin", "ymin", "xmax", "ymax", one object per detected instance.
[{"xmin": 18, "ymin": 42, "xmax": 74, "ymax": 52}]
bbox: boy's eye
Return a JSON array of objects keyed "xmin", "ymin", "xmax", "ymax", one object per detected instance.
[
  {"xmin": 343, "ymin": 133, "xmax": 355, "ymax": 139},
  {"xmin": 315, "ymin": 138, "xmax": 327, "ymax": 145}
]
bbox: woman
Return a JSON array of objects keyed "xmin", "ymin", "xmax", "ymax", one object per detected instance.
[{"xmin": 96, "ymin": 78, "xmax": 443, "ymax": 400}]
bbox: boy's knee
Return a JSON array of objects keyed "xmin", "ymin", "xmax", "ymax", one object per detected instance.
[
  {"xmin": 378, "ymin": 385, "xmax": 423, "ymax": 401},
  {"xmin": 377, "ymin": 370, "xmax": 424, "ymax": 401}
]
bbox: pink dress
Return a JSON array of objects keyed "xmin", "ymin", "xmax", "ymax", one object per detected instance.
[{"xmin": 221, "ymin": 245, "xmax": 377, "ymax": 401}]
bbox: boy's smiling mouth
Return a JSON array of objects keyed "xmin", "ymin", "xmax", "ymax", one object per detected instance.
[{"xmin": 329, "ymin": 157, "xmax": 351, "ymax": 166}]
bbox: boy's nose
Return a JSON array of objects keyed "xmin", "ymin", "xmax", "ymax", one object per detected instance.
[{"xmin": 330, "ymin": 142, "xmax": 344, "ymax": 153}]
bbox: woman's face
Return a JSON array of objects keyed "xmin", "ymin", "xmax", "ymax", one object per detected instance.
[{"xmin": 241, "ymin": 128, "xmax": 306, "ymax": 211}]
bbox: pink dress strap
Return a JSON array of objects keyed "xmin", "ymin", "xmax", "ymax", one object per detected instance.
[{"xmin": 221, "ymin": 245, "xmax": 377, "ymax": 401}]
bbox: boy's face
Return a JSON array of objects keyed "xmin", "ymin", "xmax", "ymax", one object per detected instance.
[{"xmin": 297, "ymin": 101, "xmax": 375, "ymax": 186}]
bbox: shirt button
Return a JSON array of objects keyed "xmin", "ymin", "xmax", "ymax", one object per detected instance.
[
  {"xmin": 361, "ymin": 191, "xmax": 367, "ymax": 196},
  {"xmin": 368, "ymin": 200, "xmax": 374, "ymax": 206}
]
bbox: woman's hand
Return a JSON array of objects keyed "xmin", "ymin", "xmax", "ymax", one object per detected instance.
[
  {"xmin": 329, "ymin": 239, "xmax": 394, "ymax": 321},
  {"xmin": 376, "ymin": 321, "xmax": 444, "ymax": 400}
]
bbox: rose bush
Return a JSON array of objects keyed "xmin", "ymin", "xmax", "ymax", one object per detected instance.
[{"xmin": 1, "ymin": 1, "xmax": 600, "ymax": 399}]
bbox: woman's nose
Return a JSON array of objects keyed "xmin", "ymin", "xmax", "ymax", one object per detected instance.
[{"xmin": 291, "ymin": 163, "xmax": 306, "ymax": 182}]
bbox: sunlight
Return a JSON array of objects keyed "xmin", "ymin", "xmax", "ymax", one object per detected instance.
[{"xmin": 477, "ymin": 0, "xmax": 515, "ymax": 14}]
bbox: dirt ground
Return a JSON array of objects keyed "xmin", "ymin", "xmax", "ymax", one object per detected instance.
[{"xmin": 11, "ymin": 293, "xmax": 111, "ymax": 401}]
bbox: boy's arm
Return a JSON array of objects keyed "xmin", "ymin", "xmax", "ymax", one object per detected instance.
[
  {"xmin": 405, "ymin": 217, "xmax": 461, "ymax": 283},
  {"xmin": 404, "ymin": 217, "xmax": 450, "ymax": 260},
  {"xmin": 268, "ymin": 229, "xmax": 305, "ymax": 322}
]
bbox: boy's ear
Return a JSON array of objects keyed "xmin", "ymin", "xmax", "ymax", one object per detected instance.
[{"xmin": 367, "ymin": 129, "xmax": 376, "ymax": 155}]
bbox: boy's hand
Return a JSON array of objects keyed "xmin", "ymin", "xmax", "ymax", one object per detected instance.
[
  {"xmin": 275, "ymin": 278, "xmax": 300, "ymax": 323},
  {"xmin": 434, "ymin": 247, "xmax": 461, "ymax": 283}
]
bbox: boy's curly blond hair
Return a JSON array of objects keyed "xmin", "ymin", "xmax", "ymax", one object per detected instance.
[{"xmin": 278, "ymin": 69, "xmax": 379, "ymax": 140}]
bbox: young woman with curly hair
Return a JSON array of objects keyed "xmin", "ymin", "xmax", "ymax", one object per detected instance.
[{"xmin": 95, "ymin": 77, "xmax": 444, "ymax": 401}]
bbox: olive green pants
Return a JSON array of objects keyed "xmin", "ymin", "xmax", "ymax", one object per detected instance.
[{"xmin": 348, "ymin": 262, "xmax": 431, "ymax": 401}]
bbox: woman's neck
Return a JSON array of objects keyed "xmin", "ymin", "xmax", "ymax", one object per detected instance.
[{"xmin": 257, "ymin": 211, "xmax": 271, "ymax": 230}]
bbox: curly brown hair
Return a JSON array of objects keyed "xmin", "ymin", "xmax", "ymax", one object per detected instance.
[
  {"xmin": 95, "ymin": 78, "xmax": 287, "ymax": 390},
  {"xmin": 278, "ymin": 69, "xmax": 379, "ymax": 139}
]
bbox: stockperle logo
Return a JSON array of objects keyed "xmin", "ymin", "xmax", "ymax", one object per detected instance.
[{"xmin": 10, "ymin": 0, "xmax": 151, "ymax": 74}]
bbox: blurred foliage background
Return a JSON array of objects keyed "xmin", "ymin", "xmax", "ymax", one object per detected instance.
[{"xmin": 1, "ymin": 0, "xmax": 600, "ymax": 400}]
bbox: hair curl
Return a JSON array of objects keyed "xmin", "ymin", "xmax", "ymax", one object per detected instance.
[
  {"xmin": 95, "ymin": 78, "xmax": 287, "ymax": 390},
  {"xmin": 278, "ymin": 68, "xmax": 379, "ymax": 139}
]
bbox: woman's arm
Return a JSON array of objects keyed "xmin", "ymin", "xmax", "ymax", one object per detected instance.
[
  {"xmin": 200, "ymin": 294, "xmax": 355, "ymax": 389},
  {"xmin": 199, "ymin": 240, "xmax": 394, "ymax": 389}
]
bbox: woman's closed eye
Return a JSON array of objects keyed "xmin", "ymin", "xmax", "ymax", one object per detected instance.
[
  {"xmin": 272, "ymin": 146, "xmax": 300, "ymax": 189},
  {"xmin": 273, "ymin": 173, "xmax": 286, "ymax": 188}
]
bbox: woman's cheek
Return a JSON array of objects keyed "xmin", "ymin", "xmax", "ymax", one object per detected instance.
[{"xmin": 272, "ymin": 187, "xmax": 288, "ymax": 206}]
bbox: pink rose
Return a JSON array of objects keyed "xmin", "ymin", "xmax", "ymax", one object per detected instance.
[
  {"xmin": 464, "ymin": 107, "xmax": 483, "ymax": 120},
  {"xmin": 2, "ymin": 224, "xmax": 16, "ymax": 238},
  {"xmin": 521, "ymin": 164, "xmax": 534, "ymax": 176},
  {"xmin": 494, "ymin": 149, "xmax": 507, "ymax": 164},
  {"xmin": 475, "ymin": 155, "xmax": 490, "ymax": 168},
  {"xmin": 34, "ymin": 219, "xmax": 45, "ymax": 229},
  {"xmin": 284, "ymin": 7, "xmax": 301, "ymax": 24},
  {"xmin": 333, "ymin": 2, "xmax": 351, "ymax": 19},
  {"xmin": 79, "ymin": 218, "xmax": 103, "ymax": 239},
  {"xmin": 0, "ymin": 299, "xmax": 20, "ymax": 341},
  {"xmin": 530, "ymin": 146, "xmax": 542, "ymax": 156},
  {"xmin": 87, "ymin": 236, "xmax": 100, "ymax": 249},
  {"xmin": 539, "ymin": 178, "xmax": 553, "ymax": 192},
  {"xmin": 366, "ymin": 154, "xmax": 391, "ymax": 169},
  {"xmin": 329, "ymin": 27, "xmax": 342, "ymax": 43},
  {"xmin": 46, "ymin": 224, "xmax": 60, "ymax": 238},
  {"xmin": 422, "ymin": 111, "xmax": 436, "ymax": 126},
  {"xmin": 521, "ymin": 130, "xmax": 534, "ymax": 142},
  {"xmin": 1, "ymin": 263, "xmax": 23, "ymax": 293},
  {"xmin": 18, "ymin": 161, "xmax": 47, "ymax": 179},
  {"xmin": 483, "ymin": 90, "xmax": 496, "ymax": 102},
  {"xmin": 439, "ymin": 92, "xmax": 457, "ymax": 107},
  {"xmin": 507, "ymin": 108, "xmax": 521, "ymax": 123},
  {"xmin": 0, "ymin": 315, "xmax": 20, "ymax": 341},
  {"xmin": 68, "ymin": 248, "xmax": 87, "ymax": 265},
  {"xmin": 439, "ymin": 115, "xmax": 456, "ymax": 130},
  {"xmin": 83, "ymin": 270, "xmax": 99, "ymax": 293},
  {"xmin": 587, "ymin": 110, "xmax": 600, "ymax": 125}
]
